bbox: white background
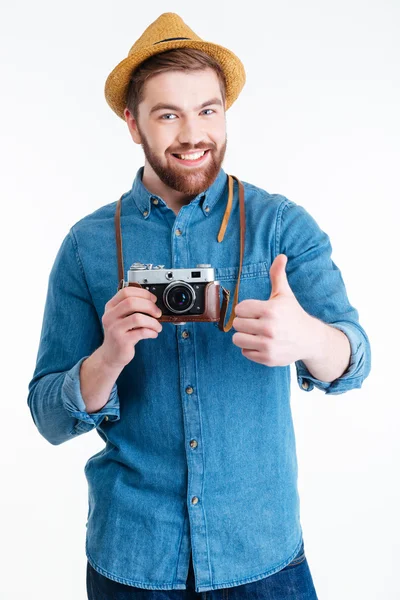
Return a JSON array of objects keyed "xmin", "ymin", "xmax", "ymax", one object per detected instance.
[{"xmin": 1, "ymin": 1, "xmax": 399, "ymax": 598}]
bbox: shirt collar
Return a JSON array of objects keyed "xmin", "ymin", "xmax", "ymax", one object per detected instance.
[{"xmin": 129, "ymin": 166, "xmax": 229, "ymax": 219}]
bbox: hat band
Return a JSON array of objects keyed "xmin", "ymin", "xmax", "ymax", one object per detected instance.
[{"xmin": 153, "ymin": 37, "xmax": 191, "ymax": 45}]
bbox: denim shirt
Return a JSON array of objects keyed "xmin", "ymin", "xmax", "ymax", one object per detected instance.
[{"xmin": 27, "ymin": 166, "xmax": 371, "ymax": 592}]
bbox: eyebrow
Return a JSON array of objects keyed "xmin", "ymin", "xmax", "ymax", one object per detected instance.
[{"xmin": 149, "ymin": 97, "xmax": 223, "ymax": 115}]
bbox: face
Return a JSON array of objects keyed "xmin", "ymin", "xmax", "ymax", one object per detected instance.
[{"xmin": 124, "ymin": 67, "xmax": 227, "ymax": 196}]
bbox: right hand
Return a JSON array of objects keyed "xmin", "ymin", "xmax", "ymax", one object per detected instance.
[{"xmin": 99, "ymin": 286, "xmax": 163, "ymax": 369}]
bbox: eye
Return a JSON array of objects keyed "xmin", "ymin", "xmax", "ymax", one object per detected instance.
[{"xmin": 160, "ymin": 108, "xmax": 215, "ymax": 121}]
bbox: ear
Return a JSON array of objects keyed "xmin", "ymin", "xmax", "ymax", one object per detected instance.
[{"xmin": 124, "ymin": 108, "xmax": 142, "ymax": 144}]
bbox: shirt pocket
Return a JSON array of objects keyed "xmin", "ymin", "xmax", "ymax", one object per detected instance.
[{"xmin": 214, "ymin": 260, "xmax": 271, "ymax": 325}]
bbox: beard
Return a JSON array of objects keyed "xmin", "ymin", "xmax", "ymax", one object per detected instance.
[{"xmin": 137, "ymin": 125, "xmax": 228, "ymax": 196}]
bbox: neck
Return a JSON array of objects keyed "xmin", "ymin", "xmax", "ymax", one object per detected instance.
[{"xmin": 142, "ymin": 162, "xmax": 196, "ymax": 214}]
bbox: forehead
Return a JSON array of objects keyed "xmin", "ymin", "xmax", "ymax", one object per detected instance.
[{"xmin": 142, "ymin": 68, "xmax": 223, "ymax": 107}]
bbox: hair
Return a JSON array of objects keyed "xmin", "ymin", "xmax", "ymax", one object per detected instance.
[{"xmin": 125, "ymin": 48, "xmax": 227, "ymax": 121}]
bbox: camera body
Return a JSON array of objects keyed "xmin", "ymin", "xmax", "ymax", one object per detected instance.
[{"xmin": 122, "ymin": 262, "xmax": 221, "ymax": 324}]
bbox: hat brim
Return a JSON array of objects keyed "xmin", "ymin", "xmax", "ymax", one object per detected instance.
[{"xmin": 104, "ymin": 39, "xmax": 246, "ymax": 120}]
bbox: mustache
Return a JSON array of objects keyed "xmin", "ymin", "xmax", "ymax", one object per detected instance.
[{"xmin": 169, "ymin": 146, "xmax": 214, "ymax": 154}]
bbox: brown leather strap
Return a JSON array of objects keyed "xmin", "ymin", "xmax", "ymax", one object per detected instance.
[
  {"xmin": 115, "ymin": 195, "xmax": 124, "ymax": 291},
  {"xmin": 217, "ymin": 175, "xmax": 245, "ymax": 332},
  {"xmin": 114, "ymin": 173, "xmax": 246, "ymax": 332},
  {"xmin": 217, "ymin": 174, "xmax": 234, "ymax": 242}
]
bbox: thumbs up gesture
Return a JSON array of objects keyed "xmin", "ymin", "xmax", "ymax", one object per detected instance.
[{"xmin": 232, "ymin": 254, "xmax": 314, "ymax": 366}]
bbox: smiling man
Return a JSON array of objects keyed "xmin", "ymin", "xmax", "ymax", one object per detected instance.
[
  {"xmin": 125, "ymin": 68, "xmax": 228, "ymax": 215},
  {"xmin": 27, "ymin": 12, "xmax": 371, "ymax": 600}
]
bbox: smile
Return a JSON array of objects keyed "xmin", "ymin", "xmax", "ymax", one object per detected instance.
[{"xmin": 171, "ymin": 150, "xmax": 210, "ymax": 166}]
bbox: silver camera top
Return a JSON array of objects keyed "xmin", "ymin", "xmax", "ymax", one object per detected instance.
[{"xmin": 127, "ymin": 262, "xmax": 216, "ymax": 285}]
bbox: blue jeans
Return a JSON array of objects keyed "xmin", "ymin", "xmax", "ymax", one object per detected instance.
[{"xmin": 86, "ymin": 539, "xmax": 318, "ymax": 599}]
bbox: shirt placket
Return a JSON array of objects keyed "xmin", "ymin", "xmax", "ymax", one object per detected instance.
[{"xmin": 172, "ymin": 204, "xmax": 211, "ymax": 588}]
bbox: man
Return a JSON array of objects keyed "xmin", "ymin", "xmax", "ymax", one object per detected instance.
[{"xmin": 28, "ymin": 12, "xmax": 371, "ymax": 599}]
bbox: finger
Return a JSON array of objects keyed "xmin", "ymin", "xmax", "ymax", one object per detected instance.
[
  {"xmin": 122, "ymin": 313, "xmax": 163, "ymax": 334},
  {"xmin": 232, "ymin": 331, "xmax": 266, "ymax": 351},
  {"xmin": 232, "ymin": 316, "xmax": 267, "ymax": 336},
  {"xmin": 133, "ymin": 328, "xmax": 160, "ymax": 339},
  {"xmin": 241, "ymin": 348, "xmax": 265, "ymax": 364},
  {"xmin": 106, "ymin": 286, "xmax": 157, "ymax": 310},
  {"xmin": 113, "ymin": 296, "xmax": 162, "ymax": 320},
  {"xmin": 126, "ymin": 327, "xmax": 160, "ymax": 344},
  {"xmin": 234, "ymin": 299, "xmax": 268, "ymax": 319}
]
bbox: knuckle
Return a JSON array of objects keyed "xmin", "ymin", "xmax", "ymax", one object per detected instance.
[
  {"xmin": 133, "ymin": 313, "xmax": 149, "ymax": 327},
  {"xmin": 261, "ymin": 339, "xmax": 270, "ymax": 353},
  {"xmin": 131, "ymin": 313, "xmax": 142, "ymax": 326},
  {"xmin": 265, "ymin": 321, "xmax": 276, "ymax": 337},
  {"xmin": 124, "ymin": 286, "xmax": 134, "ymax": 296},
  {"xmin": 119, "ymin": 287, "xmax": 129, "ymax": 300},
  {"xmin": 126, "ymin": 296, "xmax": 139, "ymax": 310},
  {"xmin": 265, "ymin": 351, "xmax": 276, "ymax": 366}
]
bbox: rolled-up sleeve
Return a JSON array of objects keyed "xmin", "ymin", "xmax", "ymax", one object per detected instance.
[
  {"xmin": 61, "ymin": 356, "xmax": 120, "ymax": 434},
  {"xmin": 277, "ymin": 199, "xmax": 371, "ymax": 395},
  {"xmin": 27, "ymin": 229, "xmax": 120, "ymax": 445}
]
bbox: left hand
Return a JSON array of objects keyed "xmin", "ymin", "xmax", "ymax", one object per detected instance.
[{"xmin": 232, "ymin": 254, "xmax": 313, "ymax": 366}]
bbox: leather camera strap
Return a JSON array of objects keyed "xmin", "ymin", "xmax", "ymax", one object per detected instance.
[
  {"xmin": 114, "ymin": 173, "xmax": 246, "ymax": 333},
  {"xmin": 115, "ymin": 198, "xmax": 124, "ymax": 287},
  {"xmin": 217, "ymin": 174, "xmax": 246, "ymax": 332}
]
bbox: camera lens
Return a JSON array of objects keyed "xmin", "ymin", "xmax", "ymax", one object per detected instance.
[
  {"xmin": 163, "ymin": 282, "xmax": 196, "ymax": 314},
  {"xmin": 171, "ymin": 288, "xmax": 189, "ymax": 307}
]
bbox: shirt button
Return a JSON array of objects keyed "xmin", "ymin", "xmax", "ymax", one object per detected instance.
[
  {"xmin": 186, "ymin": 386, "xmax": 194, "ymax": 395},
  {"xmin": 191, "ymin": 496, "xmax": 199, "ymax": 505},
  {"xmin": 175, "ymin": 228, "xmax": 182, "ymax": 236},
  {"xmin": 182, "ymin": 330, "xmax": 189, "ymax": 339},
  {"xmin": 143, "ymin": 210, "xmax": 149, "ymax": 217},
  {"xmin": 151, "ymin": 197, "xmax": 159, "ymax": 205},
  {"xmin": 302, "ymin": 381, "xmax": 310, "ymax": 390},
  {"xmin": 190, "ymin": 439, "xmax": 198, "ymax": 449},
  {"xmin": 104, "ymin": 416, "xmax": 109, "ymax": 421},
  {"xmin": 204, "ymin": 205, "xmax": 210, "ymax": 213}
]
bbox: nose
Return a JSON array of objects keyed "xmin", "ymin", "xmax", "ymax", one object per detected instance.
[{"xmin": 176, "ymin": 117, "xmax": 205, "ymax": 148}]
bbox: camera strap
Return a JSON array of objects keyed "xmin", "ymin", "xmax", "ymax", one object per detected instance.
[
  {"xmin": 114, "ymin": 173, "xmax": 245, "ymax": 333},
  {"xmin": 216, "ymin": 174, "xmax": 245, "ymax": 332}
]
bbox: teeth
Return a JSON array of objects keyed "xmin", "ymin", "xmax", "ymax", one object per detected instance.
[{"xmin": 175, "ymin": 151, "xmax": 206, "ymax": 160}]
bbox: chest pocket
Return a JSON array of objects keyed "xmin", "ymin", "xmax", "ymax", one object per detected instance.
[{"xmin": 214, "ymin": 260, "xmax": 272, "ymax": 316}]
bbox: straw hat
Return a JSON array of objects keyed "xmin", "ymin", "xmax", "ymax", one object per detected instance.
[{"xmin": 104, "ymin": 12, "xmax": 246, "ymax": 121}]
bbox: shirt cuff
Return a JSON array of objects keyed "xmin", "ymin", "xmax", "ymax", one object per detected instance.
[
  {"xmin": 61, "ymin": 356, "xmax": 120, "ymax": 432},
  {"xmin": 295, "ymin": 321, "xmax": 365, "ymax": 395}
]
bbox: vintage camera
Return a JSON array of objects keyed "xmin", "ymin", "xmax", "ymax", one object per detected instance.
[{"xmin": 122, "ymin": 262, "xmax": 221, "ymax": 324}]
